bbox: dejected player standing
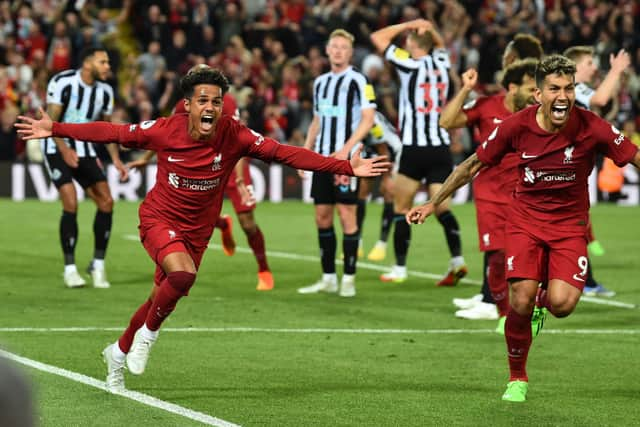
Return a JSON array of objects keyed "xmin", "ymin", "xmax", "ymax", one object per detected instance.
[
  {"xmin": 17, "ymin": 68, "xmax": 389, "ymax": 393},
  {"xmin": 406, "ymin": 55, "xmax": 640, "ymax": 402}
]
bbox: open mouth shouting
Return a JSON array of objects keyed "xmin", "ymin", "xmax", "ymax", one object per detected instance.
[
  {"xmin": 550, "ymin": 104, "xmax": 569, "ymax": 121},
  {"xmin": 201, "ymin": 114, "xmax": 215, "ymax": 131}
]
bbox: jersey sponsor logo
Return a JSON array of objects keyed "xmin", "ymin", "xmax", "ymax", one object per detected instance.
[
  {"xmin": 212, "ymin": 153, "xmax": 222, "ymax": 171},
  {"xmin": 168, "ymin": 172, "xmax": 220, "ymax": 191},
  {"xmin": 563, "ymin": 145, "xmax": 575, "ymax": 164},
  {"xmin": 613, "ymin": 134, "xmax": 625, "ymax": 146},
  {"xmin": 168, "ymin": 156, "xmax": 184, "ymax": 162},
  {"xmin": 318, "ymin": 101, "xmax": 346, "ymax": 117},
  {"xmin": 523, "ymin": 167, "xmax": 576, "ymax": 184},
  {"xmin": 63, "ymin": 109, "xmax": 91, "ymax": 124},
  {"xmin": 521, "ymin": 153, "xmax": 538, "ymax": 159},
  {"xmin": 169, "ymin": 172, "xmax": 180, "ymax": 188},
  {"xmin": 140, "ymin": 120, "xmax": 157, "ymax": 130}
]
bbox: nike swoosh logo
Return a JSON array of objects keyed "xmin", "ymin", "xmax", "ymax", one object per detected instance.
[
  {"xmin": 572, "ymin": 274, "xmax": 585, "ymax": 282},
  {"xmin": 493, "ymin": 118, "xmax": 502, "ymax": 124},
  {"xmin": 521, "ymin": 153, "xmax": 538, "ymax": 159},
  {"xmin": 168, "ymin": 156, "xmax": 184, "ymax": 162}
]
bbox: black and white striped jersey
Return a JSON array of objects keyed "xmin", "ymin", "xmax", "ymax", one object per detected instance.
[
  {"xmin": 384, "ymin": 44, "xmax": 451, "ymax": 148},
  {"xmin": 312, "ymin": 66, "xmax": 377, "ymax": 156},
  {"xmin": 43, "ymin": 69, "xmax": 114, "ymax": 157},
  {"xmin": 575, "ymin": 82, "xmax": 594, "ymax": 110}
]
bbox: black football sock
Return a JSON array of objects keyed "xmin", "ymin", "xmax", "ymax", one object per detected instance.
[
  {"xmin": 343, "ymin": 231, "xmax": 360, "ymax": 275},
  {"xmin": 318, "ymin": 227, "xmax": 336, "ymax": 274},
  {"xmin": 93, "ymin": 210, "xmax": 112, "ymax": 260},
  {"xmin": 393, "ymin": 214, "xmax": 410, "ymax": 266},
  {"xmin": 436, "ymin": 210, "xmax": 462, "ymax": 257},
  {"xmin": 60, "ymin": 211, "xmax": 78, "ymax": 265},
  {"xmin": 380, "ymin": 202, "xmax": 394, "ymax": 242}
]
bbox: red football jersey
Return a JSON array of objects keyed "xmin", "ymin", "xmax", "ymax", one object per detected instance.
[
  {"xmin": 476, "ymin": 105, "xmax": 637, "ymax": 232},
  {"xmin": 52, "ymin": 116, "xmax": 353, "ymax": 245},
  {"xmin": 463, "ymin": 94, "xmax": 518, "ymax": 204}
]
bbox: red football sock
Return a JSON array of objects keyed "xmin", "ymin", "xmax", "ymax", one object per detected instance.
[
  {"xmin": 247, "ymin": 226, "xmax": 269, "ymax": 272},
  {"xmin": 118, "ymin": 298, "xmax": 152, "ymax": 353},
  {"xmin": 488, "ymin": 250, "xmax": 510, "ymax": 317},
  {"xmin": 216, "ymin": 217, "xmax": 228, "ymax": 230},
  {"xmin": 145, "ymin": 271, "xmax": 196, "ymax": 331},
  {"xmin": 505, "ymin": 309, "xmax": 532, "ymax": 382}
]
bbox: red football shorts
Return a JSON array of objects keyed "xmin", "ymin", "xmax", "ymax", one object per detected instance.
[
  {"xmin": 505, "ymin": 221, "xmax": 589, "ymax": 290},
  {"xmin": 475, "ymin": 199, "xmax": 508, "ymax": 252},
  {"xmin": 225, "ymin": 160, "xmax": 255, "ymax": 214},
  {"xmin": 139, "ymin": 221, "xmax": 207, "ymax": 287}
]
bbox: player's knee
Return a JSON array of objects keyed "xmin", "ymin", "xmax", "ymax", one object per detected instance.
[
  {"xmin": 167, "ymin": 271, "xmax": 197, "ymax": 296},
  {"xmin": 97, "ymin": 195, "xmax": 114, "ymax": 212},
  {"xmin": 550, "ymin": 294, "xmax": 580, "ymax": 318}
]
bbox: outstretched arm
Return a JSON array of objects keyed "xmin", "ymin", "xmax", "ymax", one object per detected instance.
[
  {"xmin": 268, "ymin": 142, "xmax": 390, "ymax": 178},
  {"xmin": 406, "ymin": 153, "xmax": 485, "ymax": 224},
  {"xmin": 16, "ymin": 107, "xmax": 149, "ymax": 147}
]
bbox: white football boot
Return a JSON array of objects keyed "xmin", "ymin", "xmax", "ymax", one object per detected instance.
[
  {"xmin": 297, "ymin": 275, "xmax": 338, "ymax": 294},
  {"xmin": 102, "ymin": 344, "xmax": 125, "ymax": 393},
  {"xmin": 64, "ymin": 269, "xmax": 86, "ymax": 288},
  {"xmin": 126, "ymin": 329, "xmax": 156, "ymax": 375},
  {"xmin": 455, "ymin": 301, "xmax": 499, "ymax": 320},
  {"xmin": 339, "ymin": 275, "xmax": 356, "ymax": 297},
  {"xmin": 452, "ymin": 294, "xmax": 483, "ymax": 310}
]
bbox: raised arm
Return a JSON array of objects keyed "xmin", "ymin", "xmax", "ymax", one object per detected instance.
[
  {"xmin": 589, "ymin": 50, "xmax": 630, "ymax": 108},
  {"xmin": 370, "ymin": 19, "xmax": 434, "ymax": 53},
  {"xmin": 406, "ymin": 153, "xmax": 485, "ymax": 224},
  {"xmin": 439, "ymin": 68, "xmax": 477, "ymax": 129}
]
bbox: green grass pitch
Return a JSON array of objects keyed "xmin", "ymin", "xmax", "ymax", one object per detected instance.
[{"xmin": 0, "ymin": 199, "xmax": 638, "ymax": 426}]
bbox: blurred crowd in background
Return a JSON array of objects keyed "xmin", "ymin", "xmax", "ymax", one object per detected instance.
[{"xmin": 1, "ymin": 0, "xmax": 639, "ymax": 162}]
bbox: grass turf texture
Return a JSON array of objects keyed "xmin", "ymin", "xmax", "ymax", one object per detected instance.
[{"xmin": 1, "ymin": 199, "xmax": 639, "ymax": 426}]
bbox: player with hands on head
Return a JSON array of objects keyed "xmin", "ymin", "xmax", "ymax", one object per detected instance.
[
  {"xmin": 17, "ymin": 68, "xmax": 389, "ymax": 393},
  {"xmin": 371, "ymin": 19, "xmax": 467, "ymax": 286}
]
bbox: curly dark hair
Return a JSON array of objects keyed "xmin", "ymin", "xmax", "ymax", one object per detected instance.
[
  {"xmin": 501, "ymin": 58, "xmax": 539, "ymax": 89},
  {"xmin": 535, "ymin": 55, "xmax": 576, "ymax": 88},
  {"xmin": 179, "ymin": 68, "xmax": 229, "ymax": 99}
]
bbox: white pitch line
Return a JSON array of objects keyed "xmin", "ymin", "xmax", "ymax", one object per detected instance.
[
  {"xmin": 122, "ymin": 234, "xmax": 637, "ymax": 310},
  {"xmin": 1, "ymin": 327, "xmax": 639, "ymax": 335},
  {"xmin": 0, "ymin": 349, "xmax": 240, "ymax": 427}
]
